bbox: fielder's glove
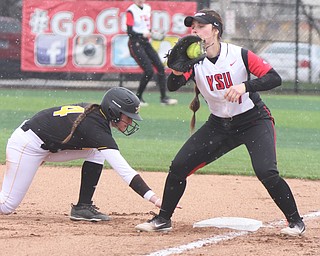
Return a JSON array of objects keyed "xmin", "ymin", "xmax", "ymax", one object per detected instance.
[{"xmin": 166, "ymin": 35, "xmax": 206, "ymax": 73}]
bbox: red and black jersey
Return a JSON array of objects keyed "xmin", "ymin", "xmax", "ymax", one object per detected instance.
[{"xmin": 24, "ymin": 103, "xmax": 118, "ymax": 152}]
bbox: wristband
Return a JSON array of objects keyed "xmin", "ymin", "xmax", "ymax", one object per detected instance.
[{"xmin": 143, "ymin": 190, "xmax": 155, "ymax": 201}]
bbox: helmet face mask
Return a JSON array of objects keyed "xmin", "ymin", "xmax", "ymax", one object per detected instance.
[
  {"xmin": 101, "ymin": 87, "xmax": 142, "ymax": 135},
  {"xmin": 119, "ymin": 118, "xmax": 140, "ymax": 136}
]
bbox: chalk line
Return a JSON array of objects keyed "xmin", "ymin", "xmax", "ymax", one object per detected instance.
[{"xmin": 145, "ymin": 210, "xmax": 320, "ymax": 256}]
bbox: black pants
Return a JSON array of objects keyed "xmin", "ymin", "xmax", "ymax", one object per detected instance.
[
  {"xmin": 128, "ymin": 38, "xmax": 166, "ymax": 100},
  {"xmin": 160, "ymin": 107, "xmax": 301, "ymax": 223}
]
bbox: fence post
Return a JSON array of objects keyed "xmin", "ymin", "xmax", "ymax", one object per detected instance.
[
  {"xmin": 294, "ymin": 0, "xmax": 300, "ymax": 93},
  {"xmin": 308, "ymin": 5, "xmax": 313, "ymax": 83}
]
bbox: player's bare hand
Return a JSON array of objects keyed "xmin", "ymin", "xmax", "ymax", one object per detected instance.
[
  {"xmin": 172, "ymin": 70, "xmax": 184, "ymax": 76},
  {"xmin": 224, "ymin": 83, "xmax": 246, "ymax": 103},
  {"xmin": 143, "ymin": 31, "xmax": 151, "ymax": 39}
]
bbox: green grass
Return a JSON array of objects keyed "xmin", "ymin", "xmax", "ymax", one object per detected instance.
[
  {"xmin": 0, "ymin": 88, "xmax": 319, "ymax": 180},
  {"xmin": 279, "ymin": 81, "xmax": 320, "ymax": 92}
]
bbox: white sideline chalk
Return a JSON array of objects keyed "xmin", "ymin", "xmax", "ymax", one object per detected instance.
[
  {"xmin": 147, "ymin": 211, "xmax": 320, "ymax": 256},
  {"xmin": 193, "ymin": 217, "xmax": 263, "ymax": 232}
]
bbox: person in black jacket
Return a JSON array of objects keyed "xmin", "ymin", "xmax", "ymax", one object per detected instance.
[{"xmin": 0, "ymin": 87, "xmax": 162, "ymax": 222}]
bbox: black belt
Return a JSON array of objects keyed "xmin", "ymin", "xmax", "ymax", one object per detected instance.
[
  {"xmin": 219, "ymin": 116, "xmax": 234, "ymax": 122},
  {"xmin": 212, "ymin": 107, "xmax": 258, "ymax": 123}
]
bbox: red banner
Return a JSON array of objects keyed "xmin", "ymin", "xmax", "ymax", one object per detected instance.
[{"xmin": 21, "ymin": 1, "xmax": 196, "ymax": 73}]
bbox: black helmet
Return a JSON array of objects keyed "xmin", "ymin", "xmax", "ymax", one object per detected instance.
[{"xmin": 101, "ymin": 87, "xmax": 142, "ymax": 122}]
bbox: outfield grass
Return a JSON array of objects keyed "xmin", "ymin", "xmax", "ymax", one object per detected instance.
[{"xmin": 0, "ymin": 88, "xmax": 319, "ymax": 179}]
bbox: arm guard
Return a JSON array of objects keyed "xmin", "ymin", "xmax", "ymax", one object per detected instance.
[{"xmin": 129, "ymin": 174, "xmax": 152, "ymax": 198}]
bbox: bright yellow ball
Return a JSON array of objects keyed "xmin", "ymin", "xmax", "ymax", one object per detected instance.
[{"xmin": 186, "ymin": 42, "xmax": 201, "ymax": 59}]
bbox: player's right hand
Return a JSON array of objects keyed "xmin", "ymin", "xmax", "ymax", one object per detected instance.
[{"xmin": 143, "ymin": 31, "xmax": 151, "ymax": 39}]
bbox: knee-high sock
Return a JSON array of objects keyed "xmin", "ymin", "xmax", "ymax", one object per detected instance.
[
  {"xmin": 262, "ymin": 175, "xmax": 301, "ymax": 222},
  {"xmin": 136, "ymin": 70, "xmax": 153, "ymax": 99},
  {"xmin": 158, "ymin": 73, "xmax": 167, "ymax": 99},
  {"xmin": 159, "ymin": 172, "xmax": 186, "ymax": 220},
  {"xmin": 77, "ymin": 161, "xmax": 103, "ymax": 205}
]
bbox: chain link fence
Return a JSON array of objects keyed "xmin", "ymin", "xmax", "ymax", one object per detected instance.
[{"xmin": 208, "ymin": 0, "xmax": 320, "ymax": 92}]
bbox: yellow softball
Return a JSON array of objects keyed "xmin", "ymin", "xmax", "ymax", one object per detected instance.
[{"xmin": 186, "ymin": 42, "xmax": 202, "ymax": 59}]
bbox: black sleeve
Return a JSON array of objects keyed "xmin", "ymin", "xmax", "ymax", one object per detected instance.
[
  {"xmin": 129, "ymin": 174, "xmax": 151, "ymax": 198},
  {"xmin": 244, "ymin": 68, "xmax": 282, "ymax": 92},
  {"xmin": 241, "ymin": 48, "xmax": 282, "ymax": 92},
  {"xmin": 167, "ymin": 72, "xmax": 188, "ymax": 91}
]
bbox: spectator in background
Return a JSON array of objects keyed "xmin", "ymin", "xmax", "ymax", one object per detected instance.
[{"xmin": 126, "ymin": 0, "xmax": 177, "ymax": 106}]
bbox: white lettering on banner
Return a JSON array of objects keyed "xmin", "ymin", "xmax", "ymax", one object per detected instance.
[
  {"xmin": 50, "ymin": 9, "xmax": 120, "ymax": 37},
  {"xmin": 31, "ymin": 8, "xmax": 187, "ymax": 37},
  {"xmin": 76, "ymin": 16, "xmax": 95, "ymax": 36},
  {"xmin": 51, "ymin": 12, "xmax": 74, "ymax": 37},
  {"xmin": 152, "ymin": 11, "xmax": 170, "ymax": 32},
  {"xmin": 47, "ymin": 41, "xmax": 62, "ymax": 65},
  {"xmin": 172, "ymin": 13, "xmax": 188, "ymax": 34},
  {"xmin": 97, "ymin": 8, "xmax": 119, "ymax": 35},
  {"xmin": 119, "ymin": 12, "xmax": 127, "ymax": 33},
  {"xmin": 29, "ymin": 8, "xmax": 49, "ymax": 34}
]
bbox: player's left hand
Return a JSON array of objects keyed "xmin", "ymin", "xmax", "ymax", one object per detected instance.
[
  {"xmin": 166, "ymin": 35, "xmax": 206, "ymax": 73},
  {"xmin": 224, "ymin": 83, "xmax": 246, "ymax": 103}
]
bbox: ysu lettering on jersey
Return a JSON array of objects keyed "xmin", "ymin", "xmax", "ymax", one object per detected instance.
[{"xmin": 194, "ymin": 43, "xmax": 255, "ymax": 118}]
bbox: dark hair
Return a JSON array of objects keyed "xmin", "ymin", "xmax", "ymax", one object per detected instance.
[
  {"xmin": 198, "ymin": 9, "xmax": 223, "ymax": 37},
  {"xmin": 189, "ymin": 85, "xmax": 201, "ymax": 133},
  {"xmin": 62, "ymin": 104, "xmax": 100, "ymax": 144}
]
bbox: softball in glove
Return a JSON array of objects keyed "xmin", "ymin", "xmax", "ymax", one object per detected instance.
[{"xmin": 166, "ymin": 35, "xmax": 206, "ymax": 72}]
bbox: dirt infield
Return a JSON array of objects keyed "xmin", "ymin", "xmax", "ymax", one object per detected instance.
[{"xmin": 0, "ymin": 165, "xmax": 320, "ymax": 256}]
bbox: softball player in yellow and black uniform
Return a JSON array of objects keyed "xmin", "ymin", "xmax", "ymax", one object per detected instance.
[{"xmin": 0, "ymin": 87, "xmax": 161, "ymax": 221}]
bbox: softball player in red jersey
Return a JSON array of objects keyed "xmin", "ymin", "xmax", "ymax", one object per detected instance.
[
  {"xmin": 0, "ymin": 87, "xmax": 161, "ymax": 221},
  {"xmin": 126, "ymin": 0, "xmax": 177, "ymax": 106},
  {"xmin": 135, "ymin": 9, "xmax": 305, "ymax": 236}
]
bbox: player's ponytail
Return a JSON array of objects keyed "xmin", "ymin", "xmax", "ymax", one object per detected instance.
[
  {"xmin": 62, "ymin": 104, "xmax": 99, "ymax": 144},
  {"xmin": 189, "ymin": 85, "xmax": 201, "ymax": 133}
]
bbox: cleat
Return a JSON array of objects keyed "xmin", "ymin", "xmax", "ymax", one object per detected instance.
[
  {"xmin": 138, "ymin": 97, "xmax": 149, "ymax": 107},
  {"xmin": 135, "ymin": 213, "xmax": 172, "ymax": 232},
  {"xmin": 70, "ymin": 203, "xmax": 111, "ymax": 222},
  {"xmin": 140, "ymin": 101, "xmax": 149, "ymax": 107},
  {"xmin": 280, "ymin": 219, "xmax": 305, "ymax": 236},
  {"xmin": 161, "ymin": 97, "xmax": 178, "ymax": 105}
]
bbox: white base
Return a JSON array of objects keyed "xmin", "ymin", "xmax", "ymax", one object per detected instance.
[{"xmin": 193, "ymin": 217, "xmax": 262, "ymax": 232}]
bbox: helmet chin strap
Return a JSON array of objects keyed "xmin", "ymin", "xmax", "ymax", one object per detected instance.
[{"xmin": 113, "ymin": 119, "xmax": 140, "ymax": 136}]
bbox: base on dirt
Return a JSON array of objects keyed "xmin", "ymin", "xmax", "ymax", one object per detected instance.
[{"xmin": 193, "ymin": 217, "xmax": 262, "ymax": 232}]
